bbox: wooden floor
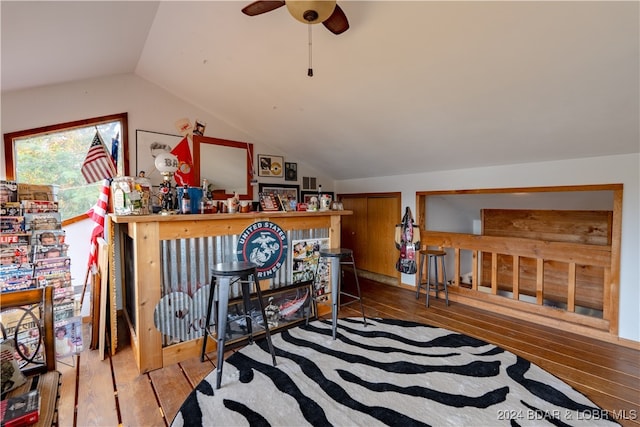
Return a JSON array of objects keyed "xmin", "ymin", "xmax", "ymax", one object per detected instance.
[{"xmin": 56, "ymin": 278, "xmax": 640, "ymax": 427}]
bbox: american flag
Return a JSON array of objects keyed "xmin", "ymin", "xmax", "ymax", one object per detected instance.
[
  {"xmin": 110, "ymin": 133, "xmax": 119, "ymax": 169},
  {"xmin": 81, "ymin": 132, "xmax": 116, "ymax": 184},
  {"xmin": 86, "ymin": 179, "xmax": 110, "ymax": 274}
]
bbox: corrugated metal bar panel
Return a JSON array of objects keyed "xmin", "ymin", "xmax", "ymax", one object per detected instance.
[{"xmin": 157, "ymin": 227, "xmax": 327, "ymax": 346}]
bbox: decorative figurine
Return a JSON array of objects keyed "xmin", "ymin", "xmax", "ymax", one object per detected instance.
[{"xmin": 155, "ymin": 152, "xmax": 179, "ymax": 215}]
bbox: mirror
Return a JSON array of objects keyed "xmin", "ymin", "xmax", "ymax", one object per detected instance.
[{"xmin": 193, "ymin": 135, "xmax": 254, "ymax": 200}]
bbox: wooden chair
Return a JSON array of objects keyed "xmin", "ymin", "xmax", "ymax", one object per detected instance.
[{"xmin": 1, "ymin": 286, "xmax": 61, "ymax": 426}]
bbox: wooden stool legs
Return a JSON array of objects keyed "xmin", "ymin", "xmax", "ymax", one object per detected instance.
[{"xmin": 416, "ymin": 250, "xmax": 449, "ymax": 307}]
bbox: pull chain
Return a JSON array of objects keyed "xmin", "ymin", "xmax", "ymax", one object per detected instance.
[{"xmin": 307, "ymin": 23, "xmax": 313, "ymax": 77}]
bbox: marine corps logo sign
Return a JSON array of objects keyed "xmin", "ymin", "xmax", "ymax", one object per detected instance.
[{"xmin": 236, "ymin": 221, "xmax": 288, "ymax": 279}]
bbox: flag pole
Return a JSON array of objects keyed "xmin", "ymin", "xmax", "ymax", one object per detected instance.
[{"xmin": 80, "ymin": 264, "xmax": 91, "ymax": 306}]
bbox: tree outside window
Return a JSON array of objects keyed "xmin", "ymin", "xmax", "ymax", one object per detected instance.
[{"xmin": 3, "ymin": 113, "xmax": 129, "ymax": 223}]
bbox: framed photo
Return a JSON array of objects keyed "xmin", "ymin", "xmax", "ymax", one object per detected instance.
[
  {"xmin": 276, "ymin": 194, "xmax": 291, "ymax": 211},
  {"xmin": 301, "ymin": 191, "xmax": 334, "ymax": 204},
  {"xmin": 135, "ymin": 130, "xmax": 182, "ymax": 187},
  {"xmin": 257, "ymin": 154, "xmax": 284, "ymax": 177},
  {"xmin": 193, "ymin": 120, "xmax": 206, "ymax": 136},
  {"xmin": 224, "ymin": 281, "xmax": 314, "ymax": 346},
  {"xmin": 284, "ymin": 162, "xmax": 297, "ymax": 181},
  {"xmin": 258, "ymin": 192, "xmax": 281, "ymax": 212},
  {"xmin": 259, "ymin": 183, "xmax": 299, "ymax": 203}
]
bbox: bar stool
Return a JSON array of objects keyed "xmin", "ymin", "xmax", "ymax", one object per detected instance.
[
  {"xmin": 416, "ymin": 249, "xmax": 449, "ymax": 307},
  {"xmin": 200, "ymin": 261, "xmax": 277, "ymax": 389},
  {"xmin": 308, "ymin": 248, "xmax": 367, "ymax": 339}
]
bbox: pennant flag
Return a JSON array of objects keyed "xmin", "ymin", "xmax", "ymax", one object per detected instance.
[
  {"xmin": 81, "ymin": 132, "xmax": 116, "ymax": 184},
  {"xmin": 86, "ymin": 179, "xmax": 110, "ymax": 274},
  {"xmin": 170, "ymin": 137, "xmax": 195, "ymax": 186},
  {"xmin": 110, "ymin": 133, "xmax": 119, "ymax": 169}
]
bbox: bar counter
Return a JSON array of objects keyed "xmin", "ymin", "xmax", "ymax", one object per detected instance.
[{"xmin": 107, "ymin": 210, "xmax": 351, "ymax": 373}]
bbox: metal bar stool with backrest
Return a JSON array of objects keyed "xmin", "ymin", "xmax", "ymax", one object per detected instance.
[
  {"xmin": 200, "ymin": 261, "xmax": 277, "ymax": 389},
  {"xmin": 308, "ymin": 248, "xmax": 367, "ymax": 339},
  {"xmin": 416, "ymin": 249, "xmax": 449, "ymax": 307}
]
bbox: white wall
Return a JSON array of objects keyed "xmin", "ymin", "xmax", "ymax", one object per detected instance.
[
  {"xmin": 1, "ymin": 73, "xmax": 334, "ymax": 188},
  {"xmin": 335, "ymin": 154, "xmax": 640, "ymax": 342},
  {"xmin": 1, "ymin": 73, "xmax": 334, "ymax": 310},
  {"xmin": 2, "ymin": 75, "xmax": 637, "ymax": 342}
]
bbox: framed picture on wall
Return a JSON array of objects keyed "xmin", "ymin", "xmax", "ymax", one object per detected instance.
[
  {"xmin": 285, "ymin": 162, "xmax": 297, "ymax": 181},
  {"xmin": 257, "ymin": 154, "xmax": 284, "ymax": 177},
  {"xmin": 135, "ymin": 130, "xmax": 183, "ymax": 187},
  {"xmin": 259, "ymin": 183, "xmax": 299, "ymax": 202}
]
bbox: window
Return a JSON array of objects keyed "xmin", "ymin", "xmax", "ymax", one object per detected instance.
[{"xmin": 3, "ymin": 113, "xmax": 129, "ymax": 223}]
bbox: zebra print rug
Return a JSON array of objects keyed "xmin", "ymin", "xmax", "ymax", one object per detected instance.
[{"xmin": 172, "ymin": 318, "xmax": 617, "ymax": 426}]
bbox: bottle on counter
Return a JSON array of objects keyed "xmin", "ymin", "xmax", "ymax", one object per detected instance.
[
  {"xmin": 180, "ymin": 184, "xmax": 191, "ymax": 214},
  {"xmin": 200, "ymin": 179, "xmax": 209, "ymax": 214},
  {"xmin": 135, "ymin": 174, "xmax": 152, "ymax": 214}
]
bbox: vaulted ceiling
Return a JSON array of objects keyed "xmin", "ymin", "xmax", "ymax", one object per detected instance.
[{"xmin": 2, "ymin": 1, "xmax": 638, "ymax": 180}]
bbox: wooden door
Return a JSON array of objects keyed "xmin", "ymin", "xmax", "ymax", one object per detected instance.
[
  {"xmin": 340, "ymin": 193, "xmax": 401, "ymax": 278},
  {"xmin": 366, "ymin": 196, "xmax": 401, "ymax": 276},
  {"xmin": 341, "ymin": 196, "xmax": 368, "ymax": 267}
]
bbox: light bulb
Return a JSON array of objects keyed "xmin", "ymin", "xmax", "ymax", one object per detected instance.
[{"xmin": 154, "ymin": 152, "xmax": 179, "ymax": 174}]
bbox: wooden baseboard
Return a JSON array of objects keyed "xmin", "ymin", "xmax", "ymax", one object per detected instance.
[{"xmin": 356, "ymin": 269, "xmax": 399, "ymax": 287}]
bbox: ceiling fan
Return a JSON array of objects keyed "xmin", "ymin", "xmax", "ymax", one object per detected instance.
[{"xmin": 242, "ymin": 1, "xmax": 349, "ymax": 35}]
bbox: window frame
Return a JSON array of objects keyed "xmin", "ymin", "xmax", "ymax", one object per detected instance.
[{"xmin": 3, "ymin": 113, "xmax": 129, "ymax": 225}]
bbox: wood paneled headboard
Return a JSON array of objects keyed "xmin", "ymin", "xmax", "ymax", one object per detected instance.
[{"xmin": 480, "ymin": 209, "xmax": 613, "ymax": 310}]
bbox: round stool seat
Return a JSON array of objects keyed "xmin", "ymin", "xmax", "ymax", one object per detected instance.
[
  {"xmin": 319, "ymin": 248, "xmax": 353, "ymax": 258},
  {"xmin": 211, "ymin": 261, "xmax": 258, "ymax": 276}
]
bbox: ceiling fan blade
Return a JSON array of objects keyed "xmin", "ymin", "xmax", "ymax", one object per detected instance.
[
  {"xmin": 241, "ymin": 1, "xmax": 285, "ymax": 16},
  {"xmin": 322, "ymin": 4, "xmax": 349, "ymax": 34}
]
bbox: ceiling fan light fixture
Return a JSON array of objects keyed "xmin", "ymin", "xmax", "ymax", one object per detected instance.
[
  {"xmin": 286, "ymin": 0, "xmax": 336, "ymax": 24},
  {"xmin": 303, "ymin": 10, "xmax": 318, "ymax": 22}
]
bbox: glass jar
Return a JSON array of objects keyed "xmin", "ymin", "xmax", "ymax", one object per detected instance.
[
  {"xmin": 135, "ymin": 176, "xmax": 152, "ymax": 215},
  {"xmin": 111, "ymin": 176, "xmax": 137, "ymax": 215}
]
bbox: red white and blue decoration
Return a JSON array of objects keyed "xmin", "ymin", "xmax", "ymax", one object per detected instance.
[{"xmin": 236, "ymin": 221, "xmax": 288, "ymax": 280}]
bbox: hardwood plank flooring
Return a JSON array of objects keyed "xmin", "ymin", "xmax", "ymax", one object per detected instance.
[
  {"xmin": 111, "ymin": 344, "xmax": 164, "ymax": 426},
  {"xmin": 57, "ymin": 278, "xmax": 639, "ymax": 426},
  {"xmin": 74, "ymin": 338, "xmax": 119, "ymax": 426}
]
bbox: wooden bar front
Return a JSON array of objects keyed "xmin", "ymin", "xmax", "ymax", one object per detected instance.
[{"xmin": 108, "ymin": 210, "xmax": 351, "ymax": 373}]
